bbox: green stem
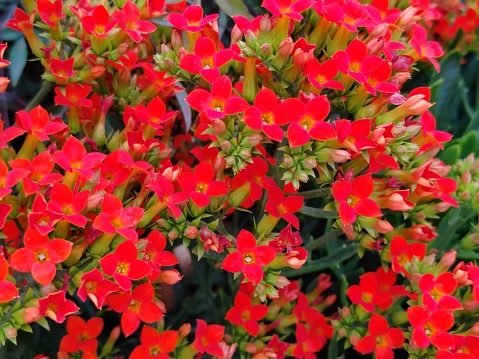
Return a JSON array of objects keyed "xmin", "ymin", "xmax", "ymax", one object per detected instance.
[
  {"xmin": 304, "ymin": 228, "xmax": 343, "ymax": 252},
  {"xmin": 298, "ymin": 205, "xmax": 338, "ymax": 219},
  {"xmin": 298, "ymin": 187, "xmax": 331, "ymax": 199},
  {"xmin": 25, "ymin": 81, "xmax": 55, "ymax": 112}
]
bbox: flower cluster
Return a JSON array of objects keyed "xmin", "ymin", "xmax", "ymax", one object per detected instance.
[{"xmin": 0, "ymin": 0, "xmax": 477, "ymax": 357}]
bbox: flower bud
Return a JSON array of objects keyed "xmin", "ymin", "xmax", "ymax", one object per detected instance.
[
  {"xmin": 184, "ymin": 226, "xmax": 198, "ymax": 239},
  {"xmin": 168, "ymin": 229, "xmax": 179, "ymax": 241},
  {"xmin": 260, "ymin": 43, "xmax": 272, "ymax": 56},
  {"xmin": 260, "ymin": 16, "xmax": 272, "ymax": 32},
  {"xmin": 436, "ymin": 250, "xmax": 456, "ymax": 272},
  {"xmin": 231, "ymin": 25, "xmax": 243, "ymax": 44},
  {"xmin": 178, "ymin": 323, "xmax": 191, "ymax": 341},
  {"xmin": 331, "ymin": 149, "xmax": 351, "ymax": 162},
  {"xmin": 171, "ymin": 30, "xmax": 182, "ymax": 50},
  {"xmin": 159, "ymin": 269, "xmax": 183, "ymax": 284},
  {"xmin": 248, "ymin": 133, "xmax": 263, "ymax": 147},
  {"xmin": 278, "ymin": 37, "xmax": 294, "ymax": 57}
]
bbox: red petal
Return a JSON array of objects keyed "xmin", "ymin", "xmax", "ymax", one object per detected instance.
[
  {"xmin": 255, "ymin": 246, "xmax": 276, "ymax": 266},
  {"xmin": 368, "ymin": 314, "xmax": 389, "ymax": 336},
  {"xmin": 255, "ymin": 87, "xmax": 278, "ymax": 113},
  {"xmin": 224, "ymin": 97, "xmax": 249, "ymax": 115},
  {"xmin": 430, "ymin": 308, "xmax": 454, "ymax": 331},
  {"xmin": 335, "ymin": 119, "xmax": 351, "ymax": 143},
  {"xmin": 121, "ymin": 310, "xmax": 140, "ymax": 337},
  {"xmin": 127, "ymin": 260, "xmax": 151, "ymax": 280},
  {"xmin": 49, "ymin": 238, "xmax": 73, "ymax": 262},
  {"xmin": 180, "ymin": 54, "xmax": 202, "ymax": 74},
  {"xmin": 306, "ymin": 95, "xmax": 330, "ymax": 122},
  {"xmin": 339, "ymin": 202, "xmax": 357, "ymax": 224},
  {"xmin": 332, "ymin": 180, "xmax": 353, "ymax": 202},
  {"xmin": 100, "ymin": 253, "xmax": 119, "ymax": 276},
  {"xmin": 9, "ymin": 248, "xmax": 34, "ymax": 272},
  {"xmin": 32, "ymin": 261, "xmax": 57, "ymax": 286},
  {"xmin": 195, "ymin": 36, "xmax": 216, "ymax": 59},
  {"xmin": 0, "ymin": 281, "xmax": 19, "ymax": 303},
  {"xmin": 242, "ymin": 264, "xmax": 264, "ymax": 284},
  {"xmin": 133, "ymin": 282, "xmax": 155, "ymax": 303},
  {"xmin": 354, "ymin": 335, "xmax": 375, "ymax": 354},
  {"xmin": 213, "ymin": 50, "xmax": 234, "ymax": 68},
  {"xmin": 191, "ymin": 192, "xmax": 210, "ymax": 208},
  {"xmin": 262, "ymin": 124, "xmax": 284, "ymax": 142},
  {"xmin": 352, "ymin": 174, "xmax": 374, "ymax": 198},
  {"xmin": 407, "ymin": 306, "xmax": 428, "ymax": 326},
  {"xmin": 138, "ymin": 301, "xmax": 164, "ymax": 323},
  {"xmin": 207, "ymin": 181, "xmax": 229, "ymax": 196},
  {"xmin": 236, "ymin": 230, "xmax": 257, "ymax": 252},
  {"xmin": 287, "ymin": 122, "xmax": 309, "ymax": 147},
  {"xmin": 309, "ymin": 121, "xmax": 336, "ymax": 141},
  {"xmin": 211, "ymin": 76, "xmax": 232, "ymax": 101},
  {"xmin": 185, "ymin": 89, "xmax": 211, "ymax": 112},
  {"xmin": 221, "ymin": 252, "xmax": 243, "ymax": 273},
  {"xmin": 412, "ymin": 327, "xmax": 430, "ymax": 348},
  {"xmin": 355, "ymin": 198, "xmax": 381, "ymax": 217},
  {"xmin": 113, "ymin": 273, "xmax": 132, "ymax": 291}
]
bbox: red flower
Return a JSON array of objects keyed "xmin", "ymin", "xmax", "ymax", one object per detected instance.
[
  {"xmin": 109, "ymin": 282, "xmax": 165, "ymax": 337},
  {"xmin": 147, "ymin": 175, "xmax": 189, "ymax": 219},
  {"xmin": 363, "ymin": 59, "xmax": 398, "ymax": 95},
  {"xmin": 0, "ymin": 159, "xmax": 29, "ymax": 200},
  {"xmin": 0, "ymin": 252, "xmax": 18, "ymax": 304},
  {"xmin": 332, "ymin": 39, "xmax": 383, "ymax": 84},
  {"xmin": 242, "ymin": 87, "xmax": 285, "ymax": 142},
  {"xmin": 410, "ymin": 24, "xmax": 443, "ymax": 72},
  {"xmin": 165, "ymin": 5, "xmax": 218, "ymax": 32},
  {"xmin": 419, "ymin": 272, "xmax": 462, "ymax": 311},
  {"xmin": 38, "ymin": 291, "xmax": 79, "ymax": 323},
  {"xmin": 193, "ymin": 319, "xmax": 225, "ymax": 357},
  {"xmin": 265, "ymin": 187, "xmax": 304, "ymax": 229},
  {"xmin": 346, "ymin": 272, "xmax": 392, "ymax": 312},
  {"xmin": 9, "ymin": 227, "xmax": 72, "ymax": 286},
  {"xmin": 332, "ymin": 174, "xmax": 382, "ymax": 225},
  {"xmin": 225, "ymin": 291, "xmax": 268, "ymax": 336},
  {"xmin": 47, "ymin": 183, "xmax": 89, "ymax": 228},
  {"xmin": 9, "ymin": 152, "xmax": 63, "ymax": 196},
  {"xmin": 0, "ymin": 43, "xmax": 10, "ymax": 69},
  {"xmin": 28, "ymin": 193, "xmax": 61, "ymax": 235},
  {"xmin": 53, "ymin": 136, "xmax": 106, "ymax": 179},
  {"xmin": 59, "ymin": 316, "xmax": 103, "ymax": 356},
  {"xmin": 222, "ymin": 229, "xmax": 276, "ymax": 284},
  {"xmin": 389, "ymin": 235, "xmax": 426, "ymax": 277},
  {"xmin": 15, "ymin": 105, "xmax": 68, "ymax": 142},
  {"xmin": 49, "ymin": 57, "xmax": 75, "ymax": 85},
  {"xmin": 414, "ymin": 111, "xmax": 453, "ymax": 155},
  {"xmin": 78, "ymin": 268, "xmax": 119, "ymax": 309},
  {"xmin": 436, "ymin": 335, "xmax": 479, "ymax": 359},
  {"xmin": 93, "ymin": 193, "xmax": 144, "ymax": 242},
  {"xmin": 100, "ymin": 240, "xmax": 151, "ymax": 291},
  {"xmin": 177, "ymin": 161, "xmax": 229, "ymax": 209},
  {"xmin": 112, "ymin": 0, "xmax": 157, "ymax": 43},
  {"xmin": 185, "ymin": 75, "xmax": 249, "ymax": 120},
  {"xmin": 37, "ymin": 0, "xmax": 65, "ymax": 26},
  {"xmin": 54, "ymin": 83, "xmax": 93, "ymax": 107},
  {"xmin": 269, "ymin": 224, "xmax": 302, "ymax": 253},
  {"xmin": 262, "ymin": 0, "xmax": 313, "ymax": 21},
  {"xmin": 354, "ymin": 314, "xmax": 405, "ymax": 359},
  {"xmin": 179, "ymin": 36, "xmax": 234, "ymax": 83},
  {"xmin": 334, "ymin": 118, "xmax": 376, "ymax": 153},
  {"xmin": 81, "ymin": 5, "xmax": 118, "ymax": 38},
  {"xmin": 285, "ymin": 95, "xmax": 335, "ymax": 147},
  {"xmin": 407, "ymin": 306, "xmax": 455, "ymax": 350},
  {"xmin": 304, "ymin": 58, "xmax": 344, "ymax": 92},
  {"xmin": 142, "ymin": 230, "xmax": 179, "ymax": 281},
  {"xmin": 130, "ymin": 326, "xmax": 178, "ymax": 359}
]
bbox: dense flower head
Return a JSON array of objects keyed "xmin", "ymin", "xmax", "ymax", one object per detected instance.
[{"xmin": 0, "ymin": 0, "xmax": 470, "ymax": 357}]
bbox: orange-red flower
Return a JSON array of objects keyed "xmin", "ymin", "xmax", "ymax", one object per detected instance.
[
  {"xmin": 59, "ymin": 316, "xmax": 104, "ymax": 356},
  {"xmin": 222, "ymin": 229, "xmax": 276, "ymax": 285},
  {"xmin": 9, "ymin": 227, "xmax": 72, "ymax": 286},
  {"xmin": 130, "ymin": 326, "xmax": 178, "ymax": 359},
  {"xmin": 225, "ymin": 291, "xmax": 268, "ymax": 336}
]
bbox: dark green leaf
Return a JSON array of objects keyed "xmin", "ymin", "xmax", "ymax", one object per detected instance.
[
  {"xmin": 175, "ymin": 83, "xmax": 192, "ymax": 133},
  {"xmin": 327, "ymin": 331, "xmax": 339, "ymax": 359},
  {"xmin": 1, "ymin": 28, "xmax": 22, "ymax": 41},
  {"xmin": 6, "ymin": 37, "xmax": 28, "ymax": 87},
  {"xmin": 460, "ymin": 130, "xmax": 479, "ymax": 158},
  {"xmin": 439, "ymin": 144, "xmax": 460, "ymax": 165},
  {"xmin": 214, "ymin": 0, "xmax": 253, "ymax": 20},
  {"xmin": 298, "ymin": 205, "xmax": 338, "ymax": 219},
  {"xmin": 429, "ymin": 51, "xmax": 461, "ymax": 132}
]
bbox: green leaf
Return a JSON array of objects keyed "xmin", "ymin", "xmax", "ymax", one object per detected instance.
[
  {"xmin": 429, "ymin": 51, "xmax": 461, "ymax": 132},
  {"xmin": 1, "ymin": 28, "xmax": 22, "ymax": 42},
  {"xmin": 175, "ymin": 83, "xmax": 192, "ymax": 133},
  {"xmin": 439, "ymin": 144, "xmax": 460, "ymax": 165},
  {"xmin": 298, "ymin": 205, "xmax": 338, "ymax": 219},
  {"xmin": 327, "ymin": 331, "xmax": 339, "ymax": 359},
  {"xmin": 460, "ymin": 130, "xmax": 479, "ymax": 158},
  {"xmin": 6, "ymin": 37, "xmax": 28, "ymax": 87},
  {"xmin": 214, "ymin": 0, "xmax": 253, "ymax": 20}
]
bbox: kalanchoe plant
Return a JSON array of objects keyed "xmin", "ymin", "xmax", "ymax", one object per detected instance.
[{"xmin": 0, "ymin": 0, "xmax": 478, "ymax": 358}]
